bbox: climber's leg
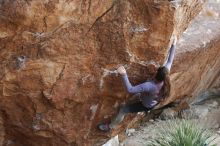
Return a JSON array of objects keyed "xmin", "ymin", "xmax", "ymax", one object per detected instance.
[{"xmin": 98, "ymin": 102, "xmax": 147, "ymax": 131}]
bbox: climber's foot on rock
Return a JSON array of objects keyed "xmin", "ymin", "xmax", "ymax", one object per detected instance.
[{"xmin": 98, "ymin": 123, "xmax": 111, "ymax": 132}]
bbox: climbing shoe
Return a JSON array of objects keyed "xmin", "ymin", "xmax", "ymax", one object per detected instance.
[{"xmin": 98, "ymin": 123, "xmax": 110, "ymax": 132}]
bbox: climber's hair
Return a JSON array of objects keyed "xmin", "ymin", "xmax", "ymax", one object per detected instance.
[
  {"xmin": 155, "ymin": 66, "xmax": 169, "ymax": 82},
  {"xmin": 155, "ymin": 66, "xmax": 171, "ymax": 101}
]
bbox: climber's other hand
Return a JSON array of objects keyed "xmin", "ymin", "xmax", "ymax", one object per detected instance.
[{"xmin": 117, "ymin": 66, "xmax": 126, "ymax": 75}]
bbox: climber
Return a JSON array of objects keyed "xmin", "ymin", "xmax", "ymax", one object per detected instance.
[{"xmin": 98, "ymin": 35, "xmax": 178, "ymax": 132}]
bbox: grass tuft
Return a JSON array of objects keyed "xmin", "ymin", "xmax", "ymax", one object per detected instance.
[{"xmin": 147, "ymin": 119, "xmax": 216, "ymax": 146}]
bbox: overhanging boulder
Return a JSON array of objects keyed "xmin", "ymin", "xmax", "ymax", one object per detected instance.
[{"xmin": 0, "ymin": 0, "xmax": 213, "ymax": 146}]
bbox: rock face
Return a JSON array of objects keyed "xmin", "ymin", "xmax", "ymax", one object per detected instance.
[
  {"xmin": 167, "ymin": 0, "xmax": 220, "ymax": 105},
  {"xmin": 0, "ymin": 0, "xmax": 216, "ymax": 146}
]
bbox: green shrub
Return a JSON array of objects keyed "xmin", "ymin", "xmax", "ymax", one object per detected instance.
[{"xmin": 147, "ymin": 119, "xmax": 216, "ymax": 146}]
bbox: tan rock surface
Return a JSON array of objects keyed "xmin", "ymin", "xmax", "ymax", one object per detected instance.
[
  {"xmin": 0, "ymin": 0, "xmax": 215, "ymax": 146},
  {"xmin": 167, "ymin": 0, "xmax": 220, "ymax": 105}
]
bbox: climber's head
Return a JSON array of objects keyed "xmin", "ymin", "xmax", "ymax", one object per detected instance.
[
  {"xmin": 155, "ymin": 66, "xmax": 169, "ymax": 82},
  {"xmin": 155, "ymin": 66, "xmax": 171, "ymax": 101}
]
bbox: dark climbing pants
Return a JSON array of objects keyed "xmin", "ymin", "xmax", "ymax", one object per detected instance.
[{"xmin": 109, "ymin": 101, "xmax": 151, "ymax": 129}]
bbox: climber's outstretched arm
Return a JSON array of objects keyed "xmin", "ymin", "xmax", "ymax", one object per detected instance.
[
  {"xmin": 117, "ymin": 66, "xmax": 152, "ymax": 94},
  {"xmin": 164, "ymin": 36, "xmax": 177, "ymax": 72},
  {"xmin": 121, "ymin": 74, "xmax": 152, "ymax": 94}
]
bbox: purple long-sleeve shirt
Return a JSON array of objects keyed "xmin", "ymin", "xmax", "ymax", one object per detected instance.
[{"xmin": 122, "ymin": 44, "xmax": 176, "ymax": 108}]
